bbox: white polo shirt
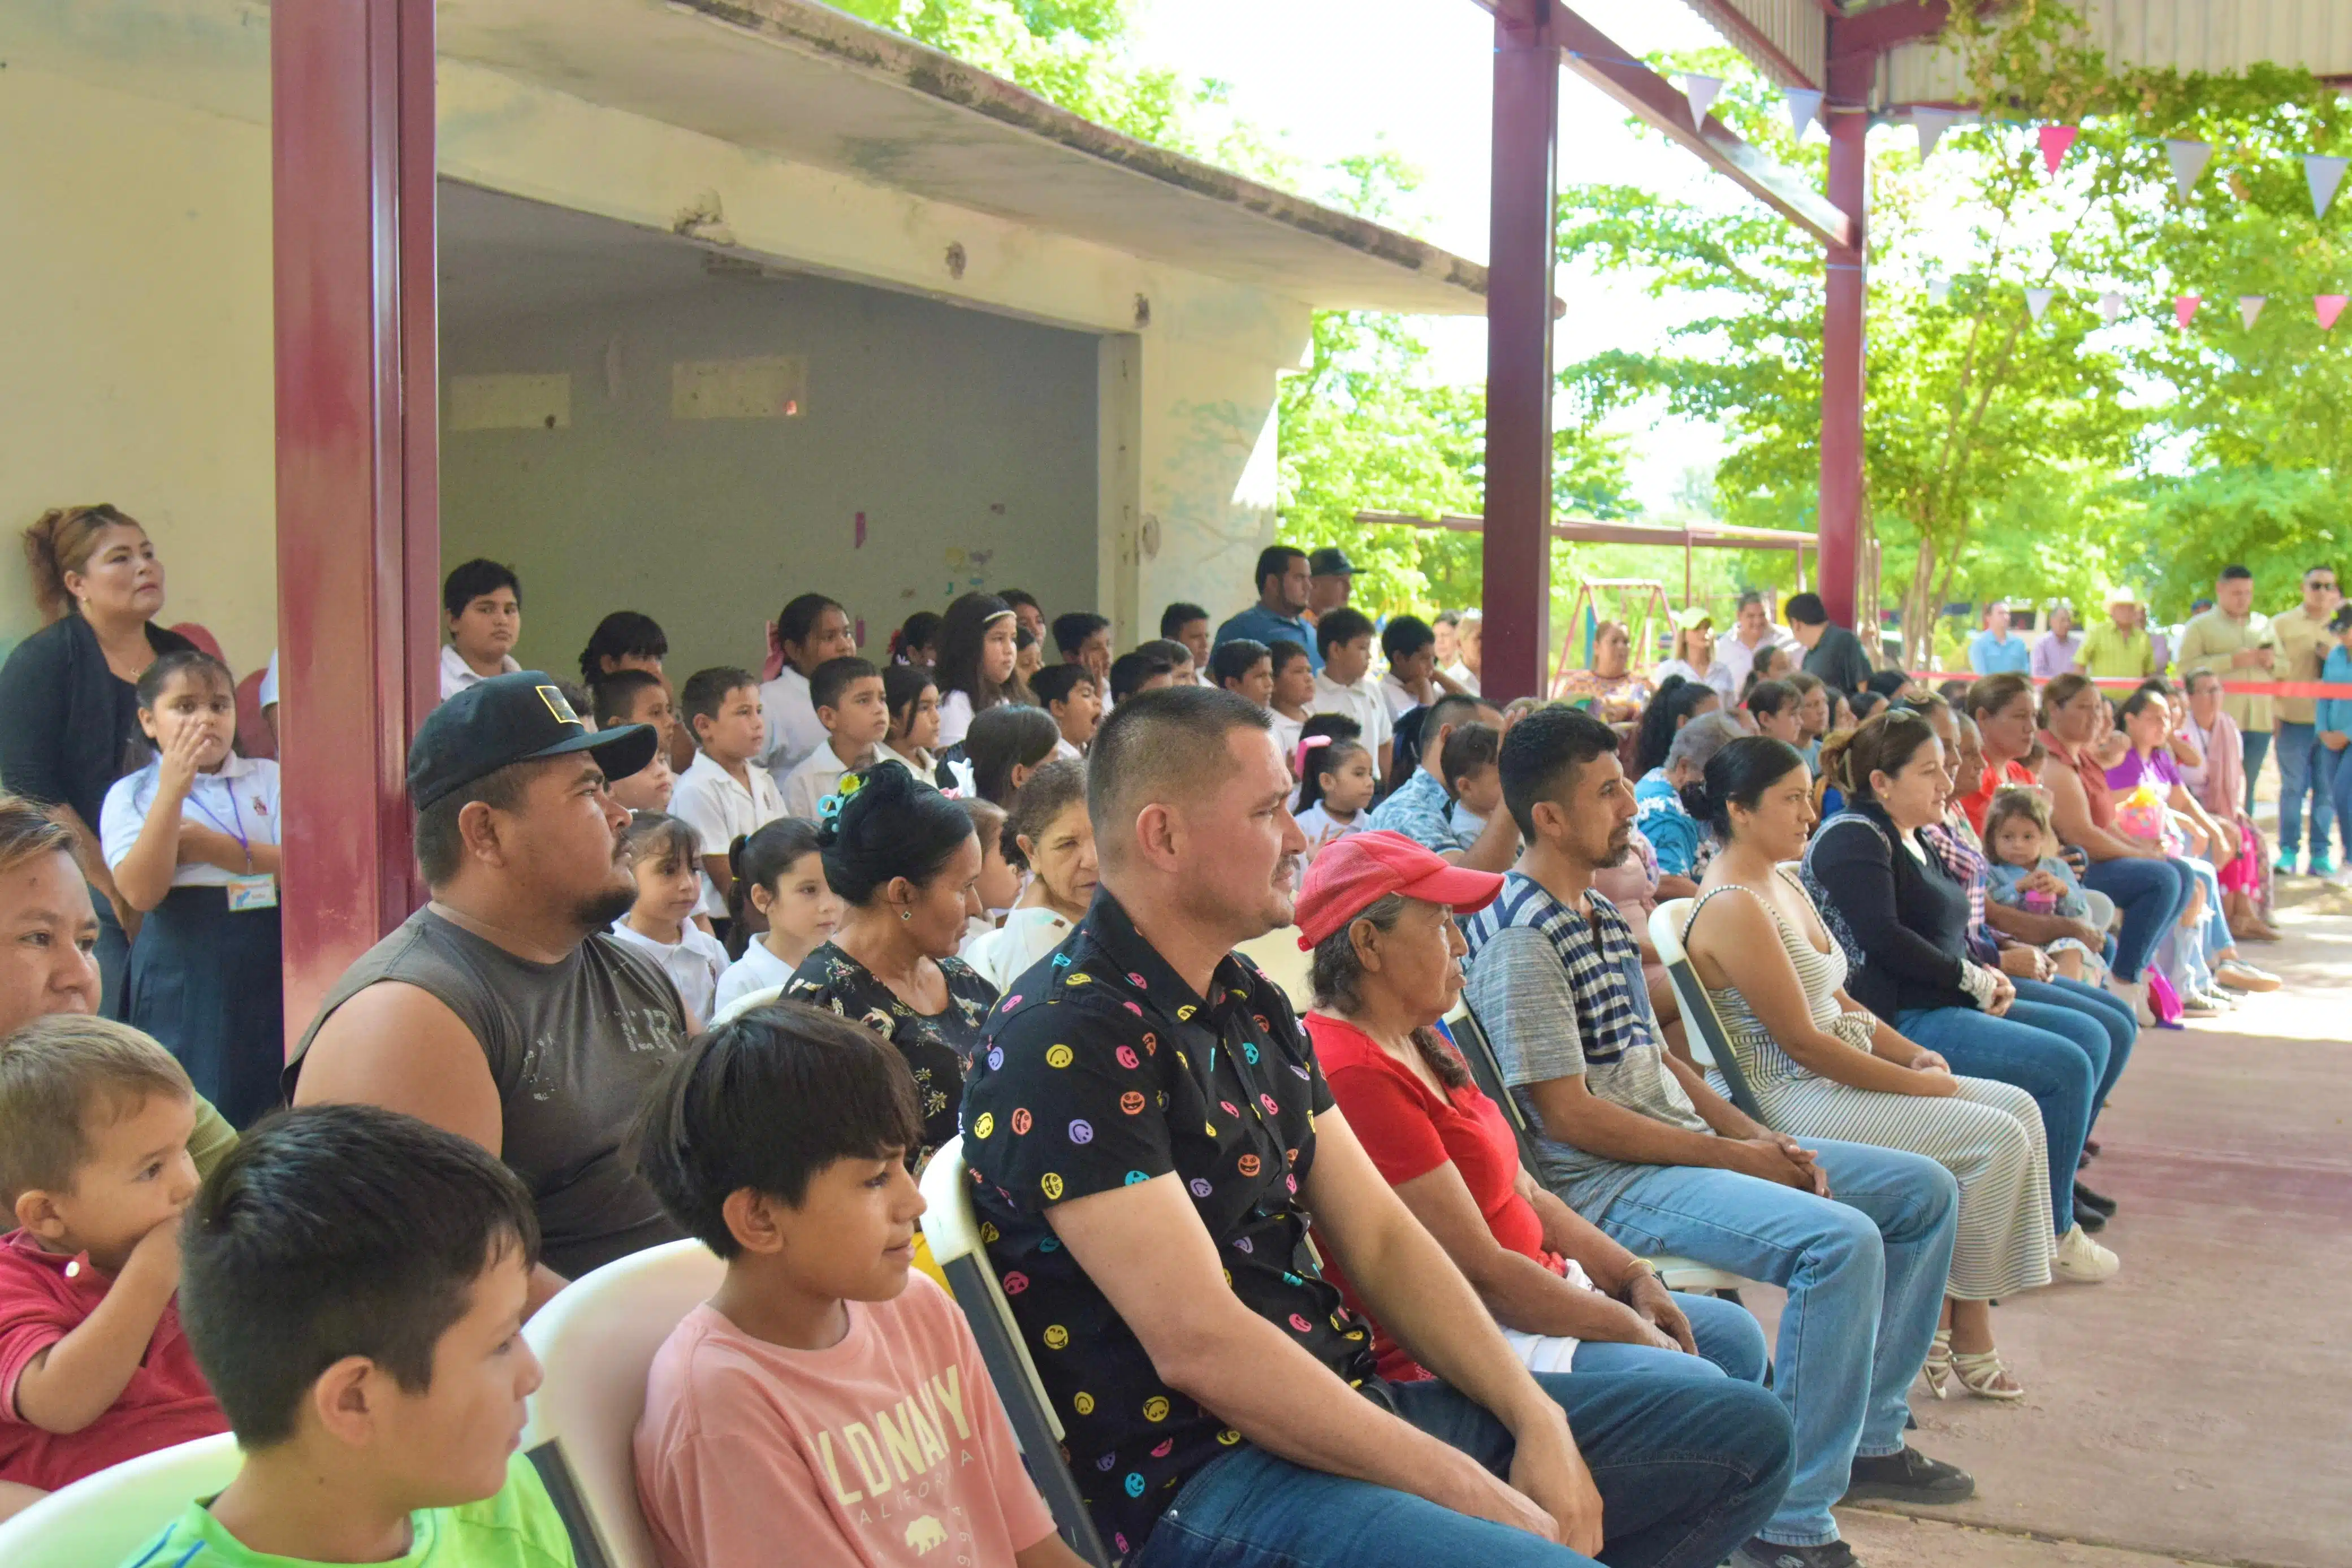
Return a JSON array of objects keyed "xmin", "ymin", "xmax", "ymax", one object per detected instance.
[
  {"xmin": 669, "ymin": 751, "xmax": 787, "ymax": 919},
  {"xmin": 779, "ymin": 741, "xmax": 874, "ymax": 821},
  {"xmin": 439, "ymin": 643, "xmax": 521, "ymax": 701},
  {"xmin": 758, "ymin": 665, "xmax": 828, "ymax": 789},
  {"xmin": 101, "ymin": 753, "xmax": 283, "ymax": 889},
  {"xmin": 1309, "ymin": 670, "xmax": 1394, "ymax": 760}
]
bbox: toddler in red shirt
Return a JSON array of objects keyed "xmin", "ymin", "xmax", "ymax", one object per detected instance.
[{"xmin": 0, "ymin": 1015, "xmax": 226, "ymax": 1515}]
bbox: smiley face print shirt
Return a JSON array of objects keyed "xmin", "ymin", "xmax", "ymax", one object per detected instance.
[{"xmin": 959, "ymin": 890, "xmax": 1384, "ymax": 1558}]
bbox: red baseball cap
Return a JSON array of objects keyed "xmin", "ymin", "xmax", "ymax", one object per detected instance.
[{"xmin": 1294, "ymin": 831, "xmax": 1506, "ymax": 949}]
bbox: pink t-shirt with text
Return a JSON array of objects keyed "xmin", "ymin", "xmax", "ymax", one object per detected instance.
[{"xmin": 634, "ymin": 1273, "xmax": 1057, "ymax": 1568}]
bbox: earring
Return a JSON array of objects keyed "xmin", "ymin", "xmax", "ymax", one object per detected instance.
[{"xmin": 899, "ymin": 909, "xmax": 912, "ymax": 921}]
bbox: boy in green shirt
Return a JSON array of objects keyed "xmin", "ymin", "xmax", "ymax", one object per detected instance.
[{"xmin": 121, "ymin": 1106, "xmax": 574, "ymax": 1568}]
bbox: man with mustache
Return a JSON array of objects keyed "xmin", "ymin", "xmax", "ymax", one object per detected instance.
[
  {"xmin": 1460, "ymin": 706, "xmax": 1967, "ymax": 1568},
  {"xmin": 959, "ymin": 685, "xmax": 1793, "ymax": 1568},
  {"xmin": 288, "ymin": 672, "xmax": 685, "ymax": 1314}
]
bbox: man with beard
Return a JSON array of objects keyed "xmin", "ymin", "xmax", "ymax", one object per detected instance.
[
  {"xmin": 288, "ymin": 672, "xmax": 684, "ymax": 1311},
  {"xmin": 1460, "ymin": 706, "xmax": 1966, "ymax": 1568}
]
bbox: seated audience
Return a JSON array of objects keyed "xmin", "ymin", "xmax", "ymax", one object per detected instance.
[
  {"xmin": 961, "ymin": 685, "xmax": 1793, "ymax": 1567},
  {"xmin": 578, "ymin": 608, "xmax": 668, "ymax": 690},
  {"xmin": 1367, "ymin": 692, "xmax": 1517, "ymax": 871},
  {"xmin": 963, "ymin": 798, "xmax": 1022, "ymax": 942},
  {"xmin": 1032, "ymin": 662, "xmax": 1102, "ymax": 759},
  {"xmin": 1052, "ymin": 612, "xmax": 1113, "ymax": 694},
  {"xmin": 1553, "ymin": 621, "xmax": 1648, "ymax": 725},
  {"xmin": 1682, "ymin": 737, "xmax": 2056, "ymax": 1401},
  {"xmin": 439, "ymin": 558, "xmax": 523, "ymax": 700},
  {"xmin": 1108, "ymin": 646, "xmax": 1179, "ymax": 706},
  {"xmin": 1162, "ymin": 601, "xmax": 1214, "ymax": 680},
  {"xmin": 1210, "ymin": 638, "xmax": 1274, "ymax": 708},
  {"xmin": 760, "ymin": 594, "xmax": 857, "ymax": 784},
  {"xmin": 2173, "ymin": 668, "xmax": 2280, "ymax": 939},
  {"xmin": 1742, "ymin": 678, "xmax": 1801, "ymax": 744},
  {"xmin": 1462, "ymin": 704, "xmax": 1967, "ymax": 1565},
  {"xmin": 1634, "ymin": 711, "xmax": 1744, "ymax": 880},
  {"xmin": 936, "ymin": 594, "xmax": 1021, "ymax": 750},
  {"xmin": 1714, "ymin": 592, "xmax": 1799, "ymax": 694},
  {"xmin": 876, "ymin": 664, "xmax": 942, "ymax": 778},
  {"xmin": 593, "ymin": 670, "xmax": 680, "ymax": 812},
  {"xmin": 784, "ymin": 765, "xmax": 993, "ymax": 1162},
  {"xmin": 611, "ymin": 813, "xmax": 730, "ymax": 1026},
  {"xmin": 1786, "ymin": 673, "xmax": 1832, "ymax": 771},
  {"xmin": 1442, "ymin": 721, "xmax": 1504, "ymax": 841},
  {"xmin": 674, "ymin": 668, "xmax": 786, "ymax": 933},
  {"xmin": 716, "ymin": 818, "xmax": 838, "ymax": 1013},
  {"xmin": 962, "ymin": 759, "xmax": 1095, "ymax": 993},
  {"xmin": 290, "ymin": 672, "xmax": 684, "ymax": 1303},
  {"xmin": 1013, "ymin": 622, "xmax": 1046, "ymax": 699},
  {"xmin": 779, "ymin": 657, "xmax": 888, "ymax": 820},
  {"xmin": 1446, "ymin": 612, "xmax": 1483, "ymax": 695},
  {"xmin": 1382, "ymin": 615, "xmax": 1456, "ymax": 720},
  {"xmin": 1982, "ymin": 790, "xmax": 2102, "ymax": 984},
  {"xmin": 1631, "ymin": 676, "xmax": 1722, "ymax": 779},
  {"xmin": 158, "ymin": 1104, "xmax": 573, "ymax": 1568},
  {"xmin": 1296, "ymin": 832, "xmax": 1770, "ymax": 1389},
  {"xmin": 1294, "ymin": 736, "xmax": 1378, "ymax": 859},
  {"xmin": 1311, "ymin": 608, "xmax": 1395, "ymax": 777},
  {"xmin": 1002, "ymin": 588, "xmax": 1048, "ymax": 646},
  {"xmin": 1140, "ymin": 636, "xmax": 1200, "ymax": 687},
  {"xmin": 1654, "ymin": 610, "xmax": 1733, "ymax": 700},
  {"xmin": 632, "ymin": 1006, "xmax": 1084, "ymax": 1568},
  {"xmin": 1802, "ymin": 710, "xmax": 2121, "ymax": 1275},
  {"xmin": 890, "ymin": 610, "xmax": 942, "ymax": 669},
  {"xmin": 100, "ymin": 651, "xmax": 284, "ymax": 1128},
  {"xmin": 965, "ymin": 704, "xmax": 1061, "ymax": 808},
  {"xmin": 1267, "ymin": 638, "xmax": 1316, "ymax": 763},
  {"xmin": 1, "ymin": 1016, "xmax": 224, "ymax": 1518},
  {"xmin": 1433, "ymin": 609, "xmax": 1462, "ymax": 670}
]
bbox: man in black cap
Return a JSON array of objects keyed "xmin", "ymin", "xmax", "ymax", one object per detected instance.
[
  {"xmin": 1307, "ymin": 544, "xmax": 1356, "ymax": 622},
  {"xmin": 288, "ymin": 672, "xmax": 685, "ymax": 1311}
]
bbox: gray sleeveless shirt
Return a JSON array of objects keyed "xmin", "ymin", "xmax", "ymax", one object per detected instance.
[{"xmin": 288, "ymin": 906, "xmax": 688, "ymax": 1279}]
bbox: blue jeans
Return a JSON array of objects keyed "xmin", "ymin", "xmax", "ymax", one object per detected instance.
[
  {"xmin": 2243, "ymin": 727, "xmax": 2272, "ymax": 817},
  {"xmin": 1136, "ymin": 1363, "xmax": 1793, "ymax": 1568},
  {"xmin": 2079, "ymin": 855, "xmax": 2194, "ymax": 982},
  {"xmin": 2014, "ymin": 975, "xmax": 2137, "ymax": 1116},
  {"xmin": 2273, "ymin": 724, "xmax": 2334, "ymax": 861},
  {"xmin": 1571, "ymin": 1292, "xmax": 1768, "ymax": 1384},
  {"xmin": 1896, "ymin": 1001, "xmax": 2105, "ymax": 1236},
  {"xmin": 1586, "ymin": 1140, "xmax": 1956, "ymax": 1548}
]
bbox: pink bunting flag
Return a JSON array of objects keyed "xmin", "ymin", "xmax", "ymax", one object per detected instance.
[
  {"xmin": 2174, "ymin": 294, "xmax": 2201, "ymax": 330},
  {"xmin": 2319, "ymin": 295, "xmax": 2349, "ymax": 330},
  {"xmin": 2039, "ymin": 124, "xmax": 2078, "ymax": 175}
]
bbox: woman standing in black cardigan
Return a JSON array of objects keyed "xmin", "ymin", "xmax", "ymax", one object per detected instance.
[{"xmin": 0, "ymin": 506, "xmax": 195, "ymax": 1014}]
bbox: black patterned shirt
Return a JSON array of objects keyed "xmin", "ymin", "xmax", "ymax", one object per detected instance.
[
  {"xmin": 960, "ymin": 890, "xmax": 1382, "ymax": 1558},
  {"xmin": 785, "ymin": 942, "xmax": 996, "ymax": 1159}
]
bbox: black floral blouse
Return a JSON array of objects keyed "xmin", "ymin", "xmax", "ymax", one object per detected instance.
[{"xmin": 784, "ymin": 942, "xmax": 997, "ymax": 1158}]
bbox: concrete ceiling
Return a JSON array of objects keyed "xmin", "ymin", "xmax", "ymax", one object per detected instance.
[{"xmin": 438, "ymin": 181, "xmax": 737, "ymax": 326}]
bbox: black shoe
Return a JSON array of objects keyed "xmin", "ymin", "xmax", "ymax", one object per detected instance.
[
  {"xmin": 2073, "ymin": 1181, "xmax": 2117, "ymax": 1217},
  {"xmin": 2074, "ymin": 1205, "xmax": 2107, "ymax": 1233},
  {"xmin": 1842, "ymin": 1445, "xmax": 1977, "ymax": 1506},
  {"xmin": 1736, "ymin": 1539, "xmax": 1859, "ymax": 1568}
]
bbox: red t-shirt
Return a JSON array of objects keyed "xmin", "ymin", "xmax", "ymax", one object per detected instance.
[
  {"xmin": 1305, "ymin": 1012, "xmax": 1569, "ymax": 1381},
  {"xmin": 1957, "ymin": 757, "xmax": 2037, "ymax": 837},
  {"xmin": 0, "ymin": 1229, "xmax": 227, "ymax": 1491}
]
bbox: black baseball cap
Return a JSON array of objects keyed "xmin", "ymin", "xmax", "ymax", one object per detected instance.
[
  {"xmin": 1308, "ymin": 547, "xmax": 1356, "ymax": 577},
  {"xmin": 409, "ymin": 670, "xmax": 660, "ymax": 811}
]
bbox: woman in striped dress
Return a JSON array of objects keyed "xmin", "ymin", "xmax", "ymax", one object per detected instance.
[{"xmin": 1677, "ymin": 735, "xmax": 2054, "ymax": 1401}]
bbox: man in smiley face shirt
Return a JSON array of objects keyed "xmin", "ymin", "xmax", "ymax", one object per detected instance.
[{"xmin": 961, "ymin": 686, "xmax": 1792, "ymax": 1568}]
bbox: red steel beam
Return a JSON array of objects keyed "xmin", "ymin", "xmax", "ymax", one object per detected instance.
[
  {"xmin": 272, "ymin": 0, "xmax": 440, "ymax": 1046},
  {"xmin": 1481, "ymin": 0, "xmax": 1561, "ymax": 703},
  {"xmin": 1815, "ymin": 35, "xmax": 1873, "ymax": 629},
  {"xmin": 1827, "ymin": 0, "xmax": 1952, "ymax": 60}
]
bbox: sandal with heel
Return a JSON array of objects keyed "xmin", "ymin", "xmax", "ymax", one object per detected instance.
[
  {"xmin": 1948, "ymin": 1347, "xmax": 2025, "ymax": 1400},
  {"xmin": 1920, "ymin": 1328, "xmax": 1953, "ymax": 1398}
]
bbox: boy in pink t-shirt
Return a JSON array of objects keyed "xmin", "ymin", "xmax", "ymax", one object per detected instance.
[{"xmin": 633, "ymin": 1002, "xmax": 1084, "ymax": 1568}]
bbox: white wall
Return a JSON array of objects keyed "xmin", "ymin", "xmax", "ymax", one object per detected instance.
[{"xmin": 438, "ymin": 274, "xmax": 1099, "ymax": 682}]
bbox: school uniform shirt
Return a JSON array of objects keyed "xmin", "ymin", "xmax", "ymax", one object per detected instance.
[
  {"xmin": 1378, "ymin": 672, "xmax": 1426, "ymax": 722},
  {"xmin": 100, "ymin": 754, "xmax": 283, "ymax": 887},
  {"xmin": 1292, "ymin": 803, "xmax": 1367, "ymax": 861},
  {"xmin": 1309, "ymin": 670, "xmax": 1394, "ymax": 760},
  {"xmin": 871, "ymin": 739, "xmax": 936, "ymax": 779},
  {"xmin": 634, "ymin": 1276, "xmax": 1057, "ymax": 1568},
  {"xmin": 1051, "ymin": 735, "xmax": 1083, "ymax": 763},
  {"xmin": 1443, "ymin": 660, "xmax": 1481, "ymax": 697},
  {"xmin": 439, "ymin": 643, "xmax": 521, "ymax": 701},
  {"xmin": 961, "ymin": 905, "xmax": 1077, "ymax": 994},
  {"xmin": 671, "ymin": 751, "xmax": 788, "ymax": 920},
  {"xmin": 759, "ymin": 665, "xmax": 829, "ymax": 787},
  {"xmin": 936, "ymin": 689, "xmax": 978, "ymax": 750},
  {"xmin": 781, "ymin": 742, "xmax": 874, "ymax": 821},
  {"xmin": 959, "ymin": 890, "xmax": 1378, "ymax": 1558},
  {"xmin": 131, "ymin": 1452, "xmax": 571, "ymax": 1568},
  {"xmin": 609, "ymin": 920, "xmax": 730, "ymax": 1026},
  {"xmin": 713, "ymin": 938, "xmax": 795, "ymax": 1019},
  {"xmin": 1269, "ymin": 709, "xmax": 1306, "ymax": 772},
  {"xmin": 0, "ymin": 1229, "xmax": 227, "ymax": 1491}
]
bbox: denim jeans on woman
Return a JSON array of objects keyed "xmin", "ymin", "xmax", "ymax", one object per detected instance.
[
  {"xmin": 2013, "ymin": 974, "xmax": 2136, "ymax": 1115},
  {"xmin": 1133, "ymin": 1361, "xmax": 1794, "ymax": 1568},
  {"xmin": 2079, "ymin": 855, "xmax": 2195, "ymax": 982}
]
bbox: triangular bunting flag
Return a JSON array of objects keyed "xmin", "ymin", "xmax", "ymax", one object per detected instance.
[
  {"xmin": 2239, "ymin": 294, "xmax": 2267, "ymax": 328},
  {"xmin": 2175, "ymin": 294, "xmax": 2201, "ymax": 329},
  {"xmin": 2164, "ymin": 139, "xmax": 2212, "ymax": 199},
  {"xmin": 1927, "ymin": 275, "xmax": 1953, "ymax": 306},
  {"xmin": 1784, "ymin": 88, "xmax": 1824, "ymax": 140},
  {"xmin": 1685, "ymin": 73, "xmax": 1723, "ymax": 130},
  {"xmin": 2100, "ymin": 291, "xmax": 2125, "ymax": 325},
  {"xmin": 1915, "ymin": 108, "xmax": 1959, "ymax": 158},
  {"xmin": 2306, "ymin": 154, "xmax": 2350, "ymax": 217},
  {"xmin": 2319, "ymin": 294, "xmax": 2349, "ymax": 330},
  {"xmin": 2039, "ymin": 124, "xmax": 2079, "ymax": 175},
  {"xmin": 2026, "ymin": 287, "xmax": 2056, "ymax": 322}
]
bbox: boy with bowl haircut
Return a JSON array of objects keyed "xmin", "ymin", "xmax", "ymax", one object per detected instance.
[
  {"xmin": 780, "ymin": 658, "xmax": 890, "ymax": 820},
  {"xmin": 632, "ymin": 1003, "xmax": 1086, "ymax": 1568},
  {"xmin": 0, "ymin": 1016, "xmax": 224, "ymax": 1510},
  {"xmin": 136, "ymin": 1102, "xmax": 571, "ymax": 1568}
]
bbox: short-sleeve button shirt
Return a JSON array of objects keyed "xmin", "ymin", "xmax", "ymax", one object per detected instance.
[{"xmin": 961, "ymin": 890, "xmax": 1381, "ymax": 1558}]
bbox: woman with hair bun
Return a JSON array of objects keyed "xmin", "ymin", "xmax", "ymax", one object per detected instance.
[
  {"xmin": 0, "ymin": 506, "xmax": 196, "ymax": 1014},
  {"xmin": 782, "ymin": 763, "xmax": 995, "ymax": 1160},
  {"xmin": 1681, "ymin": 735, "xmax": 2056, "ymax": 1401}
]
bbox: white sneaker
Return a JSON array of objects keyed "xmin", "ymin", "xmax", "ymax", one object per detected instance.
[
  {"xmin": 2180, "ymin": 995, "xmax": 2223, "ymax": 1018},
  {"xmin": 2105, "ymin": 975, "xmax": 2153, "ymax": 1026},
  {"xmin": 2053, "ymin": 1223, "xmax": 2119, "ymax": 1283}
]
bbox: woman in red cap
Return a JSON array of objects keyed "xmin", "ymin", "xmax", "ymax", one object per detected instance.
[{"xmin": 1294, "ymin": 830, "xmax": 1769, "ymax": 1385}]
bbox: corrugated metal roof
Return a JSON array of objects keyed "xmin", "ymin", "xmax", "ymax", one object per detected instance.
[
  {"xmin": 1887, "ymin": 0, "xmax": 2352, "ymax": 105},
  {"xmin": 1681, "ymin": 0, "xmax": 1827, "ymax": 88}
]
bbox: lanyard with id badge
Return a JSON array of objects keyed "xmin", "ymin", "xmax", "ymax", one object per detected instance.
[{"xmin": 191, "ymin": 785, "xmax": 278, "ymax": 912}]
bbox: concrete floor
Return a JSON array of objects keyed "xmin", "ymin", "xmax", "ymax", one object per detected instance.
[{"xmin": 1748, "ymin": 880, "xmax": 2352, "ymax": 1568}]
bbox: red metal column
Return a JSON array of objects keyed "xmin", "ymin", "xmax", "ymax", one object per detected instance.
[
  {"xmin": 272, "ymin": 0, "xmax": 440, "ymax": 1045},
  {"xmin": 1818, "ymin": 48, "xmax": 1871, "ymax": 630},
  {"xmin": 1482, "ymin": 2, "xmax": 1559, "ymax": 703}
]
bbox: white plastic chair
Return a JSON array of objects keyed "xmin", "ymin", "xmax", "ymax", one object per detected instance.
[
  {"xmin": 0, "ymin": 1432, "xmax": 239, "ymax": 1568},
  {"xmin": 919, "ymin": 1136, "xmax": 1110, "ymax": 1567},
  {"xmin": 1233, "ymin": 926, "xmax": 1315, "ymax": 1013},
  {"xmin": 1650, "ymin": 899, "xmax": 1767, "ymax": 1122},
  {"xmin": 519, "ymin": 1238, "xmax": 726, "ymax": 1568}
]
